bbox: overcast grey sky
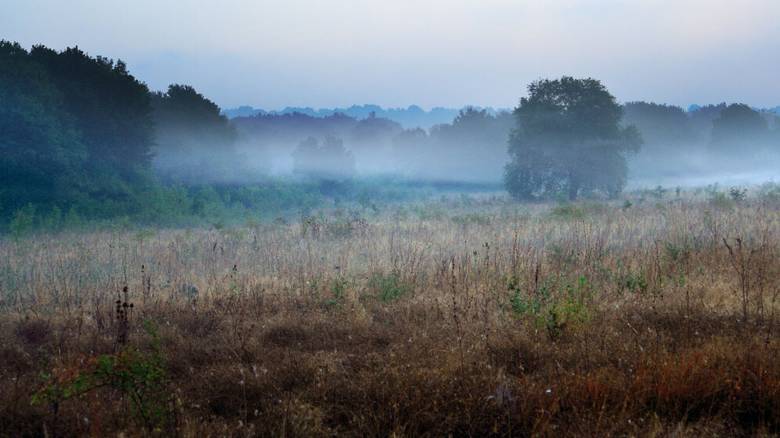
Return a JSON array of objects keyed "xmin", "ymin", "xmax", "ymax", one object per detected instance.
[{"xmin": 2, "ymin": 0, "xmax": 779, "ymax": 109}]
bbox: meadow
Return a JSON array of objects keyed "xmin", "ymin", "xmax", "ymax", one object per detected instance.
[{"xmin": 1, "ymin": 189, "xmax": 779, "ymax": 436}]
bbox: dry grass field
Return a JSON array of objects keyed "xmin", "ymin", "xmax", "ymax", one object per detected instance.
[{"xmin": 1, "ymin": 193, "xmax": 779, "ymax": 436}]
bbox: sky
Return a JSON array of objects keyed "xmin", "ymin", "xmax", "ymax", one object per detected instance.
[{"xmin": 2, "ymin": 0, "xmax": 779, "ymax": 110}]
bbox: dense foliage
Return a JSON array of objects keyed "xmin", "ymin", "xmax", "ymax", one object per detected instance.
[
  {"xmin": 505, "ymin": 77, "xmax": 642, "ymax": 200},
  {"xmin": 0, "ymin": 41, "xmax": 154, "ymax": 220}
]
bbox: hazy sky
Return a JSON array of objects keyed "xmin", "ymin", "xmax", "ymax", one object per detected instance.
[{"xmin": 3, "ymin": 0, "xmax": 779, "ymax": 109}]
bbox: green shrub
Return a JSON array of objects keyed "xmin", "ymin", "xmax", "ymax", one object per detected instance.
[
  {"xmin": 507, "ymin": 275, "xmax": 592, "ymax": 339},
  {"xmin": 368, "ymin": 272, "xmax": 410, "ymax": 303},
  {"xmin": 618, "ymin": 270, "xmax": 649, "ymax": 295},
  {"xmin": 326, "ymin": 277, "xmax": 349, "ymax": 307},
  {"xmin": 32, "ymin": 322, "xmax": 170, "ymax": 432}
]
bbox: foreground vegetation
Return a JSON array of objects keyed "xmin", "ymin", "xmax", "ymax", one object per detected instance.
[{"xmin": 1, "ymin": 191, "xmax": 779, "ymax": 436}]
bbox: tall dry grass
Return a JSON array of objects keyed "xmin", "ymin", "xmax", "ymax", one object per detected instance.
[{"xmin": 1, "ymin": 195, "xmax": 779, "ymax": 436}]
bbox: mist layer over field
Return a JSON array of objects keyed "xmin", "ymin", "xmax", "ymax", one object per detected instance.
[{"xmin": 168, "ymin": 102, "xmax": 780, "ymax": 189}]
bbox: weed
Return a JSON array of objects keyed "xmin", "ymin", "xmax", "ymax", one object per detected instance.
[
  {"xmin": 32, "ymin": 321, "xmax": 171, "ymax": 433},
  {"xmin": 618, "ymin": 270, "xmax": 649, "ymax": 295},
  {"xmin": 368, "ymin": 272, "xmax": 410, "ymax": 302},
  {"xmin": 325, "ymin": 276, "xmax": 349, "ymax": 307}
]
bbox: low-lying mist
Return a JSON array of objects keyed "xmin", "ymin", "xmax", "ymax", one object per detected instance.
[{"xmin": 155, "ymin": 101, "xmax": 779, "ymax": 191}]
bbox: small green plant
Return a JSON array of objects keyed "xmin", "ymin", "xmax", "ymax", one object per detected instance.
[
  {"xmin": 549, "ymin": 276, "xmax": 591, "ymax": 328},
  {"xmin": 368, "ymin": 272, "xmax": 410, "ymax": 303},
  {"xmin": 618, "ymin": 270, "xmax": 649, "ymax": 295},
  {"xmin": 507, "ymin": 276, "xmax": 542, "ymax": 316},
  {"xmin": 326, "ymin": 277, "xmax": 349, "ymax": 307},
  {"xmin": 664, "ymin": 241, "xmax": 691, "ymax": 264},
  {"xmin": 507, "ymin": 275, "xmax": 591, "ymax": 339}
]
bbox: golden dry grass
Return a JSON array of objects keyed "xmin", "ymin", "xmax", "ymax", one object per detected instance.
[{"xmin": 1, "ymin": 195, "xmax": 779, "ymax": 436}]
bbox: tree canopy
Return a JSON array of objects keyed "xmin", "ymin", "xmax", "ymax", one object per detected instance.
[{"xmin": 504, "ymin": 77, "xmax": 642, "ymax": 200}]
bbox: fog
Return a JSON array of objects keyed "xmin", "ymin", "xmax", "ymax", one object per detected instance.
[
  {"xmin": 628, "ymin": 148, "xmax": 780, "ymax": 189},
  {"xmin": 5, "ymin": 40, "xmax": 778, "ymax": 221},
  {"xmin": 151, "ymin": 101, "xmax": 779, "ymax": 193}
]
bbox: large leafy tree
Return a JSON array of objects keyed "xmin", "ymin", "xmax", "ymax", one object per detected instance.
[{"xmin": 504, "ymin": 77, "xmax": 641, "ymax": 200}]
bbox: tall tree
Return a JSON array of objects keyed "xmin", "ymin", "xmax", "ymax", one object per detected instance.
[{"xmin": 505, "ymin": 77, "xmax": 641, "ymax": 200}]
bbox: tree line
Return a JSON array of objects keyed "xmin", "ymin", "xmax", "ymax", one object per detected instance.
[{"xmin": 1, "ymin": 41, "xmax": 778, "ymax": 229}]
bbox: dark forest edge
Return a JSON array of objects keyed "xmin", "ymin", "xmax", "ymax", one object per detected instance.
[{"xmin": 2, "ymin": 41, "xmax": 779, "ymax": 234}]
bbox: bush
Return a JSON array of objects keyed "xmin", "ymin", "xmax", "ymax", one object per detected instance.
[
  {"xmin": 32, "ymin": 322, "xmax": 171, "ymax": 432},
  {"xmin": 368, "ymin": 272, "xmax": 410, "ymax": 302}
]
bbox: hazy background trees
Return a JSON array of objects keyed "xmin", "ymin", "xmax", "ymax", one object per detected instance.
[
  {"xmin": 622, "ymin": 102, "xmax": 693, "ymax": 148},
  {"xmin": 389, "ymin": 108, "xmax": 513, "ymax": 183},
  {"xmin": 151, "ymin": 84, "xmax": 250, "ymax": 184},
  {"xmin": 292, "ymin": 136, "xmax": 356, "ymax": 180},
  {"xmin": 1, "ymin": 40, "xmax": 779, "ymax": 229},
  {"xmin": 710, "ymin": 104, "xmax": 770, "ymax": 153}
]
